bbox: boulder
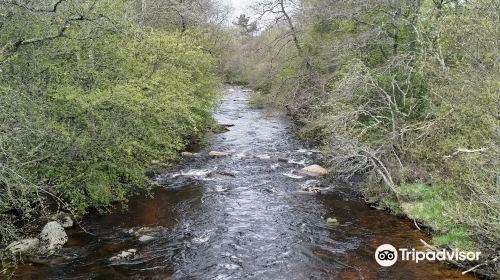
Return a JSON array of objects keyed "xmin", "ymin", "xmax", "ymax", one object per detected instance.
[
  {"xmin": 60, "ymin": 215, "xmax": 74, "ymax": 228},
  {"xmin": 55, "ymin": 212, "xmax": 74, "ymax": 228},
  {"xmin": 298, "ymin": 165, "xmax": 328, "ymax": 176},
  {"xmin": 270, "ymin": 163, "xmax": 280, "ymax": 170},
  {"xmin": 208, "ymin": 151, "xmax": 229, "ymax": 157},
  {"xmin": 109, "ymin": 249, "xmax": 137, "ymax": 261},
  {"xmin": 6, "ymin": 238, "xmax": 40, "ymax": 255},
  {"xmin": 39, "ymin": 221, "xmax": 68, "ymax": 252},
  {"xmin": 49, "ymin": 212, "xmax": 74, "ymax": 228}
]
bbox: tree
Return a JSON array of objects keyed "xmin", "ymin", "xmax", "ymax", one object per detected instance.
[
  {"xmin": 253, "ymin": 0, "xmax": 310, "ymax": 68},
  {"xmin": 0, "ymin": 0, "xmax": 221, "ymax": 258},
  {"xmin": 133, "ymin": 0, "xmax": 228, "ymax": 31},
  {"xmin": 233, "ymin": 14, "xmax": 257, "ymax": 37},
  {"xmin": 230, "ymin": 1, "xmax": 500, "ymax": 274}
]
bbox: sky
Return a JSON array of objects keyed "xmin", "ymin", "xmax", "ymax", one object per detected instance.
[{"xmin": 221, "ymin": 0, "xmax": 256, "ymax": 21}]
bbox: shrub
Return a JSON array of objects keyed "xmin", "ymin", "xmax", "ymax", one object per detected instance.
[{"xmin": 0, "ymin": 18, "xmax": 219, "ymax": 252}]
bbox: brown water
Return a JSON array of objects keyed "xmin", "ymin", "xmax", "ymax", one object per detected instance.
[{"xmin": 10, "ymin": 86, "xmax": 477, "ymax": 279}]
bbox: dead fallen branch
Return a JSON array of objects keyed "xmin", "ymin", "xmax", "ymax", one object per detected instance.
[{"xmin": 443, "ymin": 147, "xmax": 488, "ymax": 159}]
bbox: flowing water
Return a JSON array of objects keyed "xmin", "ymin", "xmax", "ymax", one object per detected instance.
[{"xmin": 11, "ymin": 87, "xmax": 477, "ymax": 279}]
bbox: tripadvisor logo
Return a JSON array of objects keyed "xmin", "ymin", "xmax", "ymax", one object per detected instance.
[
  {"xmin": 375, "ymin": 244, "xmax": 398, "ymax": 267},
  {"xmin": 375, "ymin": 244, "xmax": 481, "ymax": 267}
]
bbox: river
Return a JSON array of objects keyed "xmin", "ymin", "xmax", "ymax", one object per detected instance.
[{"xmin": 12, "ymin": 86, "xmax": 476, "ymax": 279}]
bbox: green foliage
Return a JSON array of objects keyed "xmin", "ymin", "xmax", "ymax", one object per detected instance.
[
  {"xmin": 233, "ymin": 0, "xmax": 499, "ymax": 261},
  {"xmin": 0, "ymin": 0, "xmax": 219, "ymax": 252},
  {"xmin": 397, "ymin": 183, "xmax": 476, "ymax": 251},
  {"xmin": 378, "ymin": 195, "xmax": 404, "ymax": 216},
  {"xmin": 433, "ymin": 227, "xmax": 475, "ymax": 251},
  {"xmin": 398, "ymin": 184, "xmax": 452, "ymax": 231}
]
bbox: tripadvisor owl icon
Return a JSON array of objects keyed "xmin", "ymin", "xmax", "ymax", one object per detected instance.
[{"xmin": 375, "ymin": 244, "xmax": 398, "ymax": 267}]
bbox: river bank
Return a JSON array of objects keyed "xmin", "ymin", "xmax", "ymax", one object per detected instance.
[
  {"xmin": 248, "ymin": 88, "xmax": 499, "ymax": 279},
  {"xmin": 6, "ymin": 86, "xmax": 480, "ymax": 279}
]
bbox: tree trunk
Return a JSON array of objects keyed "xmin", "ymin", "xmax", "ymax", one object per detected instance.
[{"xmin": 278, "ymin": 0, "xmax": 311, "ymax": 69}]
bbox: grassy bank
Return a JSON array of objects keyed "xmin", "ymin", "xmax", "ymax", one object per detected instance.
[{"xmin": 248, "ymin": 71, "xmax": 498, "ymax": 278}]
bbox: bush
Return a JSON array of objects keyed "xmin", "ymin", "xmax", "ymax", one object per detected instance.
[
  {"xmin": 0, "ymin": 9, "xmax": 219, "ymax": 252},
  {"xmin": 232, "ymin": 0, "xmax": 499, "ymax": 264}
]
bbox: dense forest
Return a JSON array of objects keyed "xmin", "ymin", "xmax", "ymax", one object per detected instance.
[{"xmin": 0, "ymin": 0, "xmax": 498, "ymax": 277}]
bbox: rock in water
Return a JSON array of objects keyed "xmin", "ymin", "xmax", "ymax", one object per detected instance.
[
  {"xmin": 255, "ymin": 154, "xmax": 271, "ymax": 160},
  {"xmin": 49, "ymin": 212, "xmax": 74, "ymax": 228},
  {"xmin": 127, "ymin": 226, "xmax": 165, "ymax": 237},
  {"xmin": 300, "ymin": 180, "xmax": 322, "ymax": 193},
  {"xmin": 138, "ymin": 235, "xmax": 155, "ymax": 243},
  {"xmin": 109, "ymin": 249, "xmax": 137, "ymax": 261},
  {"xmin": 298, "ymin": 165, "xmax": 328, "ymax": 176},
  {"xmin": 181, "ymin": 152, "xmax": 200, "ymax": 157},
  {"xmin": 208, "ymin": 151, "xmax": 229, "ymax": 157},
  {"xmin": 6, "ymin": 238, "xmax": 40, "ymax": 255},
  {"xmin": 39, "ymin": 221, "xmax": 68, "ymax": 252},
  {"xmin": 60, "ymin": 215, "xmax": 74, "ymax": 228},
  {"xmin": 326, "ymin": 217, "xmax": 339, "ymax": 224},
  {"xmin": 211, "ymin": 123, "xmax": 233, "ymax": 134}
]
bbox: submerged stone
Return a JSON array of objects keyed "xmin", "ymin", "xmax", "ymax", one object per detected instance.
[
  {"xmin": 138, "ymin": 235, "xmax": 155, "ymax": 243},
  {"xmin": 181, "ymin": 152, "xmax": 200, "ymax": 157},
  {"xmin": 128, "ymin": 226, "xmax": 165, "ymax": 237},
  {"xmin": 208, "ymin": 151, "xmax": 229, "ymax": 157},
  {"xmin": 109, "ymin": 249, "xmax": 137, "ymax": 261}
]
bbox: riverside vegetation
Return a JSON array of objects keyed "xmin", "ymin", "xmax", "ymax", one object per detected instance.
[
  {"xmin": 0, "ymin": 0, "xmax": 498, "ymax": 277},
  {"xmin": 0, "ymin": 0, "xmax": 228, "ymax": 261},
  {"xmin": 227, "ymin": 0, "xmax": 499, "ymax": 275}
]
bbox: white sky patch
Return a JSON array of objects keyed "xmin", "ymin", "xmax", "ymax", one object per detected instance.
[{"xmin": 221, "ymin": 0, "xmax": 257, "ymax": 22}]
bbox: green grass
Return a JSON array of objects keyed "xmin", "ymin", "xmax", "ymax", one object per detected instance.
[
  {"xmin": 379, "ymin": 195, "xmax": 404, "ymax": 215},
  {"xmin": 397, "ymin": 183, "xmax": 476, "ymax": 251},
  {"xmin": 433, "ymin": 226, "xmax": 476, "ymax": 251}
]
